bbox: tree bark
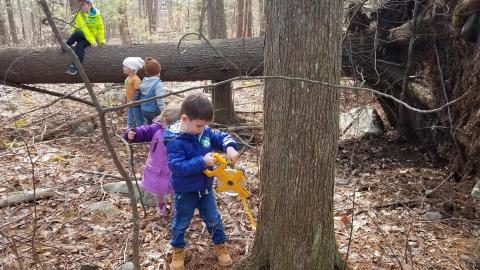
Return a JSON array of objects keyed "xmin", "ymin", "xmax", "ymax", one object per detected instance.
[
  {"xmin": 5, "ymin": 0, "xmax": 18, "ymax": 44},
  {"xmin": 16, "ymin": 0, "xmax": 25, "ymax": 40},
  {"xmin": 237, "ymin": 0, "xmax": 344, "ymax": 268},
  {"xmin": 118, "ymin": 0, "xmax": 132, "ymax": 45},
  {"xmin": 258, "ymin": 0, "xmax": 265, "ymax": 36},
  {"xmin": 235, "ymin": 0, "xmax": 244, "ymax": 38},
  {"xmin": 245, "ymin": 0, "xmax": 252, "ymax": 37},
  {"xmin": 0, "ymin": 38, "xmax": 264, "ymax": 84},
  {"xmin": 207, "ymin": 0, "xmax": 239, "ymax": 124},
  {"xmin": 0, "ymin": 5, "xmax": 8, "ymax": 44}
]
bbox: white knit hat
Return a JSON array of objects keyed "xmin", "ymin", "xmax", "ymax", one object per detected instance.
[{"xmin": 123, "ymin": 57, "xmax": 145, "ymax": 71}]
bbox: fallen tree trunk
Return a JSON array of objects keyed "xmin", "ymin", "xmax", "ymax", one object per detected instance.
[
  {"xmin": 0, "ymin": 36, "xmax": 408, "ymax": 85},
  {"xmin": 0, "ymin": 188, "xmax": 54, "ymax": 208},
  {"xmin": 0, "ymin": 38, "xmax": 264, "ymax": 84}
]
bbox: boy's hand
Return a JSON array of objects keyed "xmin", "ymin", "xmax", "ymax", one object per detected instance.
[
  {"xmin": 226, "ymin": 146, "xmax": 239, "ymax": 164},
  {"xmin": 203, "ymin": 152, "xmax": 215, "ymax": 166},
  {"xmin": 91, "ymin": 41, "xmax": 98, "ymax": 48},
  {"xmin": 127, "ymin": 130, "xmax": 136, "ymax": 140}
]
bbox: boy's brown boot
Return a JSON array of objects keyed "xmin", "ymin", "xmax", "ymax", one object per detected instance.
[
  {"xmin": 170, "ymin": 247, "xmax": 185, "ymax": 270},
  {"xmin": 214, "ymin": 243, "xmax": 233, "ymax": 267}
]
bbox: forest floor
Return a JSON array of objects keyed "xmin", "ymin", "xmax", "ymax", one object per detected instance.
[{"xmin": 0, "ymin": 81, "xmax": 479, "ymax": 270}]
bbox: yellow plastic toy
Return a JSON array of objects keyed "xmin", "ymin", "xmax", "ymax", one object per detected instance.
[{"xmin": 203, "ymin": 153, "xmax": 256, "ymax": 228}]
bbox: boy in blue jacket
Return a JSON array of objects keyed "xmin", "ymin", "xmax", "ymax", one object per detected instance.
[{"xmin": 164, "ymin": 92, "xmax": 238, "ymax": 270}]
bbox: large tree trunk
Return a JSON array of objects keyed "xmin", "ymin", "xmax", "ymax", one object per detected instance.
[
  {"xmin": 207, "ymin": 0, "xmax": 239, "ymax": 125},
  {"xmin": 0, "ymin": 38, "xmax": 264, "ymax": 84},
  {"xmin": 237, "ymin": 0, "xmax": 344, "ymax": 268},
  {"xmin": 5, "ymin": 0, "xmax": 18, "ymax": 44}
]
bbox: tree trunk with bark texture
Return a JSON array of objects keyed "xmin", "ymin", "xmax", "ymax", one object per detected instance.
[
  {"xmin": 235, "ymin": 0, "xmax": 244, "ymax": 38},
  {"xmin": 0, "ymin": 38, "xmax": 264, "ymax": 84},
  {"xmin": 258, "ymin": 0, "xmax": 265, "ymax": 36},
  {"xmin": 0, "ymin": 7, "xmax": 8, "ymax": 45},
  {"xmin": 236, "ymin": 0, "xmax": 346, "ymax": 268},
  {"xmin": 5, "ymin": 0, "xmax": 18, "ymax": 44},
  {"xmin": 118, "ymin": 0, "xmax": 132, "ymax": 45},
  {"xmin": 207, "ymin": 0, "xmax": 239, "ymax": 124}
]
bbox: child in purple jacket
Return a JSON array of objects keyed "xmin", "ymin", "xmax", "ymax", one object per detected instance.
[{"xmin": 124, "ymin": 103, "xmax": 180, "ymax": 216}]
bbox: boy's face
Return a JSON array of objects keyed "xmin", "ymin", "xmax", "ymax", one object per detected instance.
[
  {"xmin": 181, "ymin": 115, "xmax": 208, "ymax": 135},
  {"xmin": 81, "ymin": 3, "xmax": 91, "ymax": 12}
]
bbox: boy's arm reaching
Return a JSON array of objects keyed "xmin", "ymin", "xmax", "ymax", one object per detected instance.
[{"xmin": 167, "ymin": 140, "xmax": 207, "ymax": 177}]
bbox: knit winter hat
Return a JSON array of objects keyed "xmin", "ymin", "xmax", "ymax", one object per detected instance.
[
  {"xmin": 144, "ymin": 57, "xmax": 161, "ymax": 76},
  {"xmin": 123, "ymin": 57, "xmax": 145, "ymax": 71}
]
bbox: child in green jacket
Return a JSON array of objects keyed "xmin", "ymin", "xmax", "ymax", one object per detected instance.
[{"xmin": 65, "ymin": 0, "xmax": 105, "ymax": 75}]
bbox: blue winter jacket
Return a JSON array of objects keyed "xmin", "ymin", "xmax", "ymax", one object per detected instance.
[{"xmin": 164, "ymin": 122, "xmax": 238, "ymax": 193}]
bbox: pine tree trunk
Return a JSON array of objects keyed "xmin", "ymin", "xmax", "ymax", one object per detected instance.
[
  {"xmin": 0, "ymin": 6, "xmax": 8, "ymax": 45},
  {"xmin": 118, "ymin": 0, "xmax": 132, "ymax": 45},
  {"xmin": 152, "ymin": 0, "xmax": 159, "ymax": 31},
  {"xmin": 236, "ymin": 0, "xmax": 345, "ymax": 268},
  {"xmin": 16, "ymin": 0, "xmax": 25, "ymax": 40},
  {"xmin": 246, "ymin": 0, "xmax": 252, "ymax": 37},
  {"xmin": 235, "ymin": 0, "xmax": 244, "ymax": 38},
  {"xmin": 5, "ymin": 0, "xmax": 18, "ymax": 44},
  {"xmin": 197, "ymin": 0, "xmax": 207, "ymax": 38},
  {"xmin": 207, "ymin": 0, "xmax": 239, "ymax": 124},
  {"xmin": 258, "ymin": 0, "xmax": 265, "ymax": 36}
]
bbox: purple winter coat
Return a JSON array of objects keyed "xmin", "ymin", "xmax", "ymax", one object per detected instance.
[{"xmin": 124, "ymin": 122, "xmax": 173, "ymax": 196}]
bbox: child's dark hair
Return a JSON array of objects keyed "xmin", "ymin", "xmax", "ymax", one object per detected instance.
[{"xmin": 180, "ymin": 92, "xmax": 213, "ymax": 121}]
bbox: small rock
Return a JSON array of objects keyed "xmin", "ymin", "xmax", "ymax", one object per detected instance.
[
  {"xmin": 422, "ymin": 211, "xmax": 443, "ymax": 221},
  {"xmin": 116, "ymin": 262, "xmax": 134, "ymax": 270},
  {"xmin": 471, "ymin": 179, "xmax": 480, "ymax": 200},
  {"xmin": 425, "ymin": 189, "xmax": 434, "ymax": 198},
  {"xmin": 80, "ymin": 263, "xmax": 99, "ymax": 270},
  {"xmin": 339, "ymin": 106, "xmax": 384, "ymax": 140},
  {"xmin": 335, "ymin": 178, "xmax": 351, "ymax": 185},
  {"xmin": 102, "ymin": 181, "xmax": 156, "ymax": 207},
  {"xmin": 85, "ymin": 201, "xmax": 121, "ymax": 217},
  {"xmin": 460, "ymin": 255, "xmax": 475, "ymax": 266},
  {"xmin": 74, "ymin": 121, "xmax": 96, "ymax": 136},
  {"xmin": 147, "ymin": 251, "xmax": 162, "ymax": 260}
]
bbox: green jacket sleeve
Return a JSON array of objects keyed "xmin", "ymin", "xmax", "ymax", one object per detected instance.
[{"xmin": 96, "ymin": 13, "xmax": 105, "ymax": 45}]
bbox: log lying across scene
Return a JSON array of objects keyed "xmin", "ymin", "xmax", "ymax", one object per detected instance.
[
  {"xmin": 0, "ymin": 35, "xmax": 405, "ymax": 85},
  {"xmin": 0, "ymin": 38, "xmax": 265, "ymax": 84}
]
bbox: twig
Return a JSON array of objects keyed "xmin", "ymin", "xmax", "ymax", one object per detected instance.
[
  {"xmin": 1, "ymin": 80, "xmax": 94, "ymax": 107},
  {"xmin": 345, "ymin": 183, "xmax": 357, "ymax": 264},
  {"xmin": 220, "ymin": 125, "xmax": 262, "ymax": 132},
  {"xmin": 104, "ymin": 75, "xmax": 471, "ymax": 115},
  {"xmin": 0, "ymin": 230, "xmax": 25, "ymax": 270},
  {"xmin": 23, "ymin": 136, "xmax": 42, "ymax": 270},
  {"xmin": 73, "ymin": 169, "xmax": 125, "ymax": 181},
  {"xmin": 38, "ymin": 1, "xmax": 141, "ymax": 268},
  {"xmin": 10, "ymin": 86, "xmax": 87, "ymax": 120},
  {"xmin": 112, "ymin": 122, "xmax": 147, "ymax": 217},
  {"xmin": 177, "ymin": 32, "xmax": 241, "ymax": 76}
]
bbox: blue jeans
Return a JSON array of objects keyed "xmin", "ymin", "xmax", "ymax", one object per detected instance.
[
  {"xmin": 171, "ymin": 189, "xmax": 227, "ymax": 248},
  {"xmin": 142, "ymin": 110, "xmax": 160, "ymax": 125},
  {"xmin": 66, "ymin": 30, "xmax": 90, "ymax": 63},
  {"xmin": 127, "ymin": 106, "xmax": 144, "ymax": 128}
]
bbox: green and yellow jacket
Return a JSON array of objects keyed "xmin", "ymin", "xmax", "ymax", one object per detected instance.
[{"xmin": 72, "ymin": 7, "xmax": 105, "ymax": 45}]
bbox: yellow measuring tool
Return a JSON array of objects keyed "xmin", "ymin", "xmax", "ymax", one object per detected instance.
[{"xmin": 203, "ymin": 153, "xmax": 257, "ymax": 228}]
